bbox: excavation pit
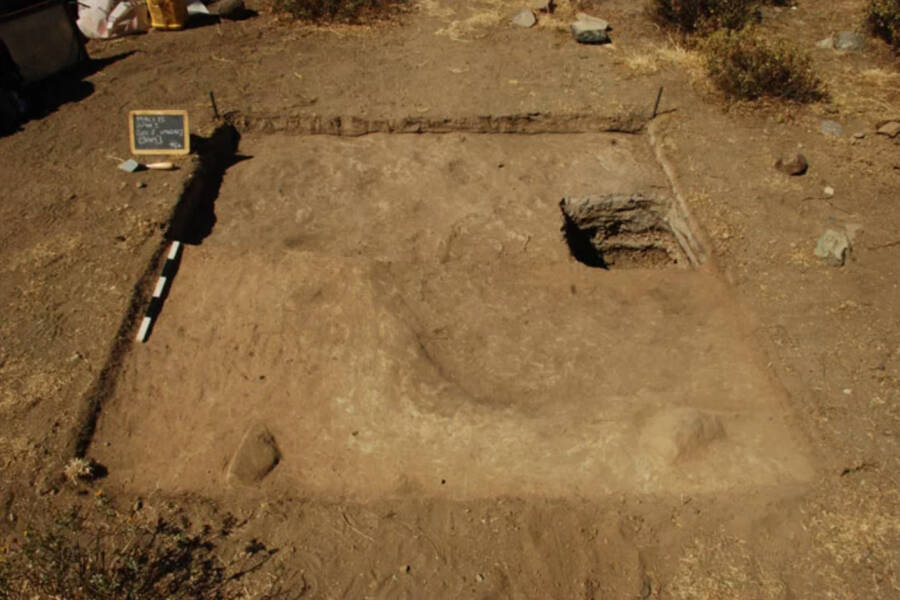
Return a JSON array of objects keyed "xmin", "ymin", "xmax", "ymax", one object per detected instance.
[
  {"xmin": 93, "ymin": 133, "xmax": 810, "ymax": 501},
  {"xmin": 560, "ymin": 194, "xmax": 691, "ymax": 269}
]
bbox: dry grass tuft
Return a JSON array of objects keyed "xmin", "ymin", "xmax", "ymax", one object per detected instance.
[
  {"xmin": 63, "ymin": 457, "xmax": 95, "ymax": 484},
  {"xmin": 702, "ymin": 28, "xmax": 825, "ymax": 101},
  {"xmin": 866, "ymin": 0, "xmax": 900, "ymax": 49},
  {"xmin": 651, "ymin": 0, "xmax": 761, "ymax": 34}
]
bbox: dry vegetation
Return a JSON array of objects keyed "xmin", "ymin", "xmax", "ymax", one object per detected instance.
[
  {"xmin": 702, "ymin": 27, "xmax": 824, "ymax": 101},
  {"xmin": 272, "ymin": 0, "xmax": 408, "ymax": 22},
  {"xmin": 867, "ymin": 0, "xmax": 900, "ymax": 48},
  {"xmin": 651, "ymin": 0, "xmax": 761, "ymax": 34},
  {"xmin": 650, "ymin": 0, "xmax": 824, "ymax": 102},
  {"xmin": 0, "ymin": 503, "xmax": 292, "ymax": 600}
]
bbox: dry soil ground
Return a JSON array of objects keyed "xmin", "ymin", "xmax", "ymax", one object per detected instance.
[{"xmin": 1, "ymin": 0, "xmax": 899, "ymax": 598}]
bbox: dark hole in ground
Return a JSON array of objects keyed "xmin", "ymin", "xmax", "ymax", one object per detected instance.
[
  {"xmin": 561, "ymin": 209, "xmax": 608, "ymax": 268},
  {"xmin": 166, "ymin": 127, "xmax": 252, "ymax": 245},
  {"xmin": 559, "ymin": 194, "xmax": 688, "ymax": 270}
]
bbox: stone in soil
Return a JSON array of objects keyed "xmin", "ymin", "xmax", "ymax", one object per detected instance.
[
  {"xmin": 819, "ymin": 120, "xmax": 843, "ymax": 137},
  {"xmin": 775, "ymin": 153, "xmax": 808, "ymax": 176},
  {"xmin": 571, "ymin": 13, "xmax": 611, "ymax": 44},
  {"xmin": 228, "ymin": 424, "xmax": 281, "ymax": 484},
  {"xmin": 815, "ymin": 36, "xmax": 834, "ymax": 49},
  {"xmin": 814, "ymin": 229, "xmax": 851, "ymax": 266},
  {"xmin": 833, "ymin": 31, "xmax": 866, "ymax": 51},
  {"xmin": 511, "ymin": 8, "xmax": 536, "ymax": 28},
  {"xmin": 877, "ymin": 121, "xmax": 900, "ymax": 138},
  {"xmin": 212, "ymin": 0, "xmax": 246, "ymax": 19}
]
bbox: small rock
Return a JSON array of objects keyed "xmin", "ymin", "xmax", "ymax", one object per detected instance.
[
  {"xmin": 833, "ymin": 31, "xmax": 866, "ymax": 51},
  {"xmin": 212, "ymin": 0, "xmax": 246, "ymax": 19},
  {"xmin": 136, "ymin": 181, "xmax": 146, "ymax": 189},
  {"xmin": 118, "ymin": 158, "xmax": 141, "ymax": 173},
  {"xmin": 824, "ymin": 185, "xmax": 835, "ymax": 197},
  {"xmin": 852, "ymin": 132, "xmax": 866, "ymax": 139},
  {"xmin": 476, "ymin": 573, "xmax": 485, "ymax": 582},
  {"xmin": 228, "ymin": 424, "xmax": 281, "ymax": 485},
  {"xmin": 529, "ymin": 0, "xmax": 553, "ymax": 12},
  {"xmin": 819, "ymin": 120, "xmax": 843, "ymax": 137},
  {"xmin": 815, "ymin": 229, "xmax": 851, "ymax": 266},
  {"xmin": 815, "ymin": 36, "xmax": 834, "ymax": 49},
  {"xmin": 571, "ymin": 13, "xmax": 611, "ymax": 44},
  {"xmin": 511, "ymin": 7, "xmax": 536, "ymax": 28},
  {"xmin": 774, "ymin": 153, "xmax": 808, "ymax": 175},
  {"xmin": 877, "ymin": 121, "xmax": 900, "ymax": 138}
]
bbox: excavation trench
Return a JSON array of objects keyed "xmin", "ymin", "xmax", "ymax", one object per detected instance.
[{"xmin": 86, "ymin": 129, "xmax": 809, "ymax": 501}]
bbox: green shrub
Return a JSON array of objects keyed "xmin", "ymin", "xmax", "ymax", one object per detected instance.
[
  {"xmin": 866, "ymin": 0, "xmax": 900, "ymax": 48},
  {"xmin": 652, "ymin": 0, "xmax": 761, "ymax": 34},
  {"xmin": 702, "ymin": 28, "xmax": 825, "ymax": 101},
  {"xmin": 274, "ymin": 0, "xmax": 407, "ymax": 23}
]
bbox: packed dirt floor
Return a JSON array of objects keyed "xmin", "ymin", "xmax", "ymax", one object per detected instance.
[{"xmin": 1, "ymin": 0, "xmax": 899, "ymax": 598}]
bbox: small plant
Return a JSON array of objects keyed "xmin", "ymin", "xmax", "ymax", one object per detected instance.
[
  {"xmin": 702, "ymin": 27, "xmax": 825, "ymax": 101},
  {"xmin": 866, "ymin": 0, "xmax": 900, "ymax": 49},
  {"xmin": 273, "ymin": 0, "xmax": 407, "ymax": 23},
  {"xmin": 0, "ymin": 506, "xmax": 292, "ymax": 600},
  {"xmin": 63, "ymin": 457, "xmax": 96, "ymax": 484},
  {"xmin": 652, "ymin": 0, "xmax": 761, "ymax": 34}
]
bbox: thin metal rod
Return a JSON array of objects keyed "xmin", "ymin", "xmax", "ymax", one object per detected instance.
[{"xmin": 652, "ymin": 86, "xmax": 663, "ymax": 119}]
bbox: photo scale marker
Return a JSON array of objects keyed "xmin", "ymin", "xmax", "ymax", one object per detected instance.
[{"xmin": 136, "ymin": 241, "xmax": 182, "ymax": 343}]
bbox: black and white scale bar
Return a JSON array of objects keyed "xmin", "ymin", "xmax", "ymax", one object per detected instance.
[{"xmin": 136, "ymin": 241, "xmax": 181, "ymax": 343}]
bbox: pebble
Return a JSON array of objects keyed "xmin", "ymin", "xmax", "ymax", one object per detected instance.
[
  {"xmin": 814, "ymin": 229, "xmax": 851, "ymax": 266},
  {"xmin": 824, "ymin": 186, "xmax": 835, "ymax": 197},
  {"xmin": 877, "ymin": 121, "xmax": 900, "ymax": 138},
  {"xmin": 815, "ymin": 36, "xmax": 834, "ymax": 49},
  {"xmin": 476, "ymin": 573, "xmax": 485, "ymax": 582},
  {"xmin": 774, "ymin": 153, "xmax": 808, "ymax": 175},
  {"xmin": 136, "ymin": 181, "xmax": 146, "ymax": 189},
  {"xmin": 819, "ymin": 120, "xmax": 843, "ymax": 137},
  {"xmin": 511, "ymin": 7, "xmax": 536, "ymax": 28}
]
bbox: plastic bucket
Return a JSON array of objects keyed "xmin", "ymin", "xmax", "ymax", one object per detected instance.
[{"xmin": 146, "ymin": 0, "xmax": 187, "ymax": 30}]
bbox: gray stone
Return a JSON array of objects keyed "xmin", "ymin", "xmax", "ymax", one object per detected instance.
[
  {"xmin": 877, "ymin": 121, "xmax": 900, "ymax": 138},
  {"xmin": 571, "ymin": 13, "xmax": 611, "ymax": 44},
  {"xmin": 228, "ymin": 424, "xmax": 281, "ymax": 485},
  {"xmin": 511, "ymin": 8, "xmax": 536, "ymax": 28},
  {"xmin": 820, "ymin": 120, "xmax": 843, "ymax": 137},
  {"xmin": 833, "ymin": 31, "xmax": 866, "ymax": 51},
  {"xmin": 815, "ymin": 229, "xmax": 851, "ymax": 266},
  {"xmin": 212, "ymin": 0, "xmax": 246, "ymax": 19},
  {"xmin": 118, "ymin": 158, "xmax": 140, "ymax": 173},
  {"xmin": 775, "ymin": 153, "xmax": 808, "ymax": 175},
  {"xmin": 575, "ymin": 12, "xmax": 610, "ymax": 29}
]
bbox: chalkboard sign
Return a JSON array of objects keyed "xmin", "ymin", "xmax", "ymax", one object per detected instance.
[{"xmin": 129, "ymin": 110, "xmax": 190, "ymax": 155}]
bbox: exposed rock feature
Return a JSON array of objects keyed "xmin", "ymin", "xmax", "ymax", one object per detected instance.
[
  {"xmin": 559, "ymin": 194, "xmax": 691, "ymax": 269},
  {"xmin": 228, "ymin": 424, "xmax": 281, "ymax": 485}
]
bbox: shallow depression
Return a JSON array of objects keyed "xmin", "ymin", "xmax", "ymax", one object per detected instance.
[{"xmin": 93, "ymin": 133, "xmax": 811, "ymax": 501}]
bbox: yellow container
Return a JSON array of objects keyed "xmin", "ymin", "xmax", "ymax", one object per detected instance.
[{"xmin": 146, "ymin": 0, "xmax": 188, "ymax": 30}]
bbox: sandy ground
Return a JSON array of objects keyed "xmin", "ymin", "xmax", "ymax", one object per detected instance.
[
  {"xmin": 1, "ymin": 0, "xmax": 898, "ymax": 598},
  {"xmin": 93, "ymin": 133, "xmax": 810, "ymax": 501}
]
